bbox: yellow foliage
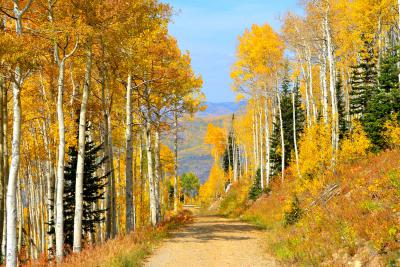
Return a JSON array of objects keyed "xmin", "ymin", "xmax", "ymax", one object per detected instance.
[
  {"xmin": 204, "ymin": 124, "xmax": 226, "ymax": 160},
  {"xmin": 199, "ymin": 164, "xmax": 226, "ymax": 205},
  {"xmin": 384, "ymin": 114, "xmax": 400, "ymax": 149},
  {"xmin": 298, "ymin": 122, "xmax": 332, "ymax": 180},
  {"xmin": 339, "ymin": 121, "xmax": 371, "ymax": 162}
]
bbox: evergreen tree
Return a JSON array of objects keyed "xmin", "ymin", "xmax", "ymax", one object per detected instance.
[
  {"xmin": 222, "ymin": 115, "xmax": 240, "ymax": 174},
  {"xmin": 270, "ymin": 72, "xmax": 305, "ymax": 176},
  {"xmin": 336, "ymin": 73, "xmax": 349, "ymax": 140},
  {"xmin": 50, "ymin": 122, "xmax": 107, "ymax": 250},
  {"xmin": 350, "ymin": 39, "xmax": 378, "ymax": 117},
  {"xmin": 362, "ymin": 45, "xmax": 400, "ymax": 150},
  {"xmin": 248, "ymin": 168, "xmax": 262, "ymax": 200}
]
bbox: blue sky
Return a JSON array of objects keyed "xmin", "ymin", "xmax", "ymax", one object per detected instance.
[{"xmin": 164, "ymin": 0, "xmax": 302, "ymax": 102}]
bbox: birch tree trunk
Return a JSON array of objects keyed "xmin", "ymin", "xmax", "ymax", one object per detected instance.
[
  {"xmin": 324, "ymin": 8, "xmax": 339, "ymax": 158},
  {"xmin": 154, "ymin": 127, "xmax": 162, "ymax": 223},
  {"xmin": 292, "ymin": 92, "xmax": 300, "ymax": 177},
  {"xmin": 125, "ymin": 73, "xmax": 134, "ymax": 232},
  {"xmin": 252, "ymin": 110, "xmax": 257, "ymax": 170},
  {"xmin": 145, "ymin": 120, "xmax": 157, "ymax": 226},
  {"xmin": 258, "ymin": 106, "xmax": 264, "ymax": 189},
  {"xmin": 173, "ymin": 112, "xmax": 179, "ymax": 213},
  {"xmin": 7, "ymin": 1, "xmax": 33, "ymax": 265},
  {"xmin": 73, "ymin": 44, "xmax": 92, "ymax": 253},
  {"xmin": 264, "ymin": 98, "xmax": 271, "ymax": 187},
  {"xmin": 55, "ymin": 59, "xmax": 66, "ymax": 261},
  {"xmin": 277, "ymin": 92, "xmax": 285, "ymax": 183},
  {"xmin": 0, "ymin": 82, "xmax": 4, "ymax": 262},
  {"xmin": 42, "ymin": 121, "xmax": 54, "ymax": 257},
  {"xmin": 6, "ymin": 69, "xmax": 22, "ymax": 267},
  {"xmin": 306, "ymin": 48, "xmax": 317, "ymax": 122},
  {"xmin": 320, "ymin": 44, "xmax": 329, "ymax": 125}
]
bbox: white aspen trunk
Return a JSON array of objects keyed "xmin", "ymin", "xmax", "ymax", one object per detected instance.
[
  {"xmin": 145, "ymin": 121, "xmax": 157, "ymax": 226},
  {"xmin": 254, "ymin": 104, "xmax": 259, "ymax": 168},
  {"xmin": 2, "ymin": 87, "xmax": 8, "ymax": 261},
  {"xmin": 7, "ymin": 1, "xmax": 32, "ymax": 264},
  {"xmin": 258, "ymin": 106, "xmax": 264, "ymax": 189},
  {"xmin": 252, "ymin": 110, "xmax": 257, "ymax": 170},
  {"xmin": 306, "ymin": 48, "xmax": 317, "ymax": 122},
  {"xmin": 73, "ymin": 45, "xmax": 92, "ymax": 253},
  {"xmin": 320, "ymin": 45, "xmax": 329, "ymax": 124},
  {"xmin": 42, "ymin": 120, "xmax": 54, "ymax": 258},
  {"xmin": 324, "ymin": 8, "xmax": 339, "ymax": 158},
  {"xmin": 0, "ymin": 83, "xmax": 4, "ymax": 262},
  {"xmin": 264, "ymin": 98, "xmax": 271, "ymax": 187},
  {"xmin": 232, "ymin": 140, "xmax": 238, "ymax": 182},
  {"xmin": 125, "ymin": 73, "xmax": 134, "ymax": 233},
  {"xmin": 16, "ymin": 178, "xmax": 22, "ymax": 255},
  {"xmin": 292, "ymin": 92, "xmax": 300, "ymax": 177},
  {"xmin": 244, "ymin": 147, "xmax": 248, "ymax": 177},
  {"xmin": 55, "ymin": 60, "xmax": 66, "ymax": 261},
  {"xmin": 154, "ymin": 128, "xmax": 161, "ymax": 223},
  {"xmin": 6, "ymin": 69, "xmax": 21, "ymax": 267},
  {"xmin": 173, "ymin": 112, "xmax": 179, "ymax": 213},
  {"xmin": 300, "ymin": 62, "xmax": 311, "ymax": 127},
  {"xmin": 277, "ymin": 92, "xmax": 285, "ymax": 183}
]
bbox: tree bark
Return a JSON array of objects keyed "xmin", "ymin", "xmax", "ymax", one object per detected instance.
[
  {"xmin": 0, "ymin": 80, "xmax": 4, "ymax": 262},
  {"xmin": 277, "ymin": 92, "xmax": 285, "ymax": 183},
  {"xmin": 73, "ymin": 43, "xmax": 92, "ymax": 253},
  {"xmin": 324, "ymin": 7, "xmax": 339, "ymax": 159},
  {"xmin": 6, "ymin": 68, "xmax": 22, "ymax": 267},
  {"xmin": 320, "ymin": 45, "xmax": 329, "ymax": 125},
  {"xmin": 154, "ymin": 128, "xmax": 162, "ymax": 223},
  {"xmin": 55, "ymin": 59, "xmax": 66, "ymax": 261},
  {"xmin": 145, "ymin": 120, "xmax": 157, "ymax": 226},
  {"xmin": 173, "ymin": 112, "xmax": 179, "ymax": 213},
  {"xmin": 258, "ymin": 105, "xmax": 264, "ymax": 189},
  {"xmin": 292, "ymin": 92, "xmax": 300, "ymax": 177},
  {"xmin": 125, "ymin": 73, "xmax": 134, "ymax": 232},
  {"xmin": 264, "ymin": 97, "xmax": 271, "ymax": 187}
]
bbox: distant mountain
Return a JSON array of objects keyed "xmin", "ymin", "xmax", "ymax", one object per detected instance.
[
  {"xmin": 197, "ymin": 101, "xmax": 247, "ymax": 118},
  {"xmin": 177, "ymin": 115, "xmax": 231, "ymax": 184},
  {"xmin": 165, "ymin": 101, "xmax": 247, "ymax": 184}
]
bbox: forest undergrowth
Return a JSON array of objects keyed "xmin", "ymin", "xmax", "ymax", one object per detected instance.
[
  {"xmin": 219, "ymin": 150, "xmax": 400, "ymax": 266},
  {"xmin": 25, "ymin": 210, "xmax": 193, "ymax": 267}
]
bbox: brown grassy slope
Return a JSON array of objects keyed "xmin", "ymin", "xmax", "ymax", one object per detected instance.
[
  {"xmin": 26, "ymin": 211, "xmax": 193, "ymax": 267},
  {"xmin": 221, "ymin": 150, "xmax": 400, "ymax": 266}
]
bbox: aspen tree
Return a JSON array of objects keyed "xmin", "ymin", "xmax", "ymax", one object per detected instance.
[{"xmin": 7, "ymin": 1, "xmax": 33, "ymax": 265}]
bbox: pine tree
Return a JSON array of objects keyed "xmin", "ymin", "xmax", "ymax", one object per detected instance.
[
  {"xmin": 362, "ymin": 45, "xmax": 400, "ymax": 150},
  {"xmin": 222, "ymin": 115, "xmax": 240, "ymax": 174},
  {"xmin": 51, "ymin": 122, "xmax": 107, "ymax": 250},
  {"xmin": 336, "ymin": 73, "xmax": 349, "ymax": 140},
  {"xmin": 248, "ymin": 168, "xmax": 262, "ymax": 200},
  {"xmin": 270, "ymin": 72, "xmax": 305, "ymax": 176},
  {"xmin": 350, "ymin": 39, "xmax": 378, "ymax": 117}
]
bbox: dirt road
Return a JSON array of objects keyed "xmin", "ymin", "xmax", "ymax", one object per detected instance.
[{"xmin": 144, "ymin": 215, "xmax": 278, "ymax": 267}]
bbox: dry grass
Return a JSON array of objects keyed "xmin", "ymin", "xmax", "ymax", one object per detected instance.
[
  {"xmin": 231, "ymin": 150, "xmax": 400, "ymax": 265},
  {"xmin": 25, "ymin": 210, "xmax": 193, "ymax": 267}
]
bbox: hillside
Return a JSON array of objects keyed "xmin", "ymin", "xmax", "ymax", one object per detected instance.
[
  {"xmin": 165, "ymin": 101, "xmax": 245, "ymax": 183},
  {"xmin": 197, "ymin": 101, "xmax": 246, "ymax": 118},
  {"xmin": 219, "ymin": 150, "xmax": 400, "ymax": 266},
  {"xmin": 177, "ymin": 115, "xmax": 230, "ymax": 183}
]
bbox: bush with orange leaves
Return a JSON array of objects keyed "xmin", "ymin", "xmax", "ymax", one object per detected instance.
[
  {"xmin": 384, "ymin": 114, "xmax": 400, "ymax": 149},
  {"xmin": 26, "ymin": 210, "xmax": 193, "ymax": 267},
  {"xmin": 241, "ymin": 150, "xmax": 400, "ymax": 265}
]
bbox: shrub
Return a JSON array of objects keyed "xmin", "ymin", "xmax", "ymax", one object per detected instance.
[
  {"xmin": 248, "ymin": 168, "xmax": 262, "ymax": 200},
  {"xmin": 283, "ymin": 194, "xmax": 302, "ymax": 226}
]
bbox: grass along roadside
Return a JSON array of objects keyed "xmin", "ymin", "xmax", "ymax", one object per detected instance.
[
  {"xmin": 219, "ymin": 150, "xmax": 400, "ymax": 266},
  {"xmin": 27, "ymin": 210, "xmax": 193, "ymax": 267}
]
